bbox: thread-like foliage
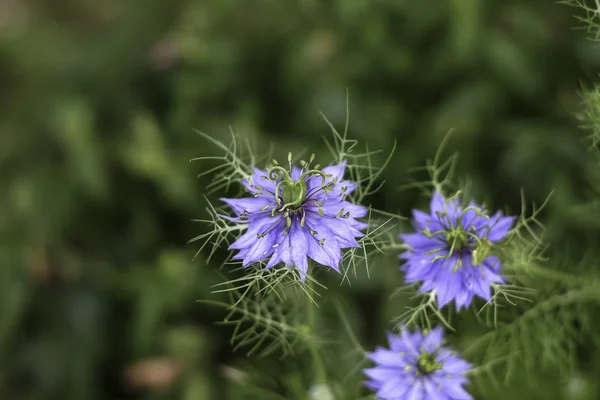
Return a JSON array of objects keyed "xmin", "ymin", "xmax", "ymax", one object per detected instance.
[
  {"xmin": 465, "ymin": 280, "xmax": 600, "ymax": 393},
  {"xmin": 391, "ymin": 132, "xmax": 547, "ymax": 331},
  {"xmin": 198, "ymin": 284, "xmax": 318, "ymax": 358},
  {"xmin": 578, "ymin": 84, "xmax": 600, "ymax": 147},
  {"xmin": 561, "ymin": 0, "xmax": 600, "ymax": 40},
  {"xmin": 191, "ymin": 97, "xmax": 401, "ymax": 303}
]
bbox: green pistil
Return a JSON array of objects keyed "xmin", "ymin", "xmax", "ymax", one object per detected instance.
[
  {"xmin": 422, "ymin": 205, "xmax": 495, "ymax": 270},
  {"xmin": 281, "ymin": 179, "xmax": 306, "ymax": 208},
  {"xmin": 427, "ymin": 224, "xmax": 494, "ymax": 270},
  {"xmin": 416, "ymin": 352, "xmax": 443, "ymax": 376},
  {"xmin": 267, "ymin": 153, "xmax": 329, "ymax": 213}
]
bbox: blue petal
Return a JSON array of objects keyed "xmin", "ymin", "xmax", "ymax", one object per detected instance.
[
  {"xmin": 403, "ymin": 254, "xmax": 445, "ymax": 283},
  {"xmin": 304, "ymin": 212, "xmax": 362, "ymax": 249},
  {"xmin": 321, "ymin": 161, "xmax": 347, "ymax": 182},
  {"xmin": 288, "ymin": 221, "xmax": 309, "ymax": 279},
  {"xmin": 229, "ymin": 216, "xmax": 280, "ymax": 250},
  {"xmin": 460, "ymin": 201, "xmax": 482, "ymax": 229},
  {"xmin": 431, "ymin": 263, "xmax": 463, "ymax": 308},
  {"xmin": 440, "ymin": 381, "xmax": 473, "ymax": 399},
  {"xmin": 364, "ymin": 380, "xmax": 381, "ymax": 390},
  {"xmin": 291, "ymin": 166, "xmax": 302, "ymax": 181},
  {"xmin": 241, "ymin": 228, "xmax": 278, "ymax": 266},
  {"xmin": 421, "ymin": 326, "xmax": 444, "ymax": 353},
  {"xmin": 402, "ymin": 382, "xmax": 424, "ymax": 400},
  {"xmin": 454, "ymin": 286, "xmax": 474, "ymax": 311},
  {"xmin": 423, "ymin": 380, "xmax": 447, "ymax": 400},
  {"xmin": 412, "ymin": 209, "xmax": 441, "ymax": 231},
  {"xmin": 338, "ymin": 201, "xmax": 369, "ymax": 219},
  {"xmin": 487, "ymin": 214, "xmax": 516, "ymax": 242},
  {"xmin": 306, "ymin": 229, "xmax": 342, "ymax": 272},
  {"xmin": 386, "ymin": 332, "xmax": 405, "ymax": 352},
  {"xmin": 400, "ymin": 233, "xmax": 446, "ymax": 252},
  {"xmin": 364, "ymin": 367, "xmax": 401, "ymax": 381},
  {"xmin": 231, "ymin": 247, "xmax": 250, "ymax": 261},
  {"xmin": 220, "ymin": 196, "xmax": 274, "ymax": 217},
  {"xmin": 242, "ymin": 167, "xmax": 278, "ymax": 194},
  {"xmin": 265, "ymin": 226, "xmax": 289, "ymax": 269},
  {"xmin": 399, "ymin": 329, "xmax": 422, "ymax": 357},
  {"xmin": 376, "ymin": 377, "xmax": 412, "ymax": 399},
  {"xmin": 430, "ymin": 191, "xmax": 461, "ymax": 227},
  {"xmin": 368, "ymin": 348, "xmax": 407, "ymax": 367},
  {"xmin": 441, "ymin": 357, "xmax": 472, "ymax": 374}
]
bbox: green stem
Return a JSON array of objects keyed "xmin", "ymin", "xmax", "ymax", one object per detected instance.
[{"xmin": 306, "ymin": 269, "xmax": 327, "ymax": 384}]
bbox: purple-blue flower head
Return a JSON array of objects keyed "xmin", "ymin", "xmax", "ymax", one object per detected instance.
[
  {"xmin": 364, "ymin": 327, "xmax": 472, "ymax": 400},
  {"xmin": 221, "ymin": 154, "xmax": 368, "ymax": 279},
  {"xmin": 400, "ymin": 191, "xmax": 516, "ymax": 311}
]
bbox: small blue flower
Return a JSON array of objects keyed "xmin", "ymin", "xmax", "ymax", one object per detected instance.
[
  {"xmin": 399, "ymin": 191, "xmax": 516, "ymax": 310},
  {"xmin": 364, "ymin": 327, "xmax": 473, "ymax": 400},
  {"xmin": 221, "ymin": 155, "xmax": 368, "ymax": 279}
]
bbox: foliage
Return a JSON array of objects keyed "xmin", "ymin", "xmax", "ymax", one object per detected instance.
[{"xmin": 1, "ymin": 0, "xmax": 600, "ymax": 399}]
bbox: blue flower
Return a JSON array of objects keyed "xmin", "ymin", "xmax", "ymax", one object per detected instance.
[
  {"xmin": 399, "ymin": 191, "xmax": 516, "ymax": 310},
  {"xmin": 364, "ymin": 327, "xmax": 473, "ymax": 400},
  {"xmin": 221, "ymin": 155, "xmax": 368, "ymax": 279}
]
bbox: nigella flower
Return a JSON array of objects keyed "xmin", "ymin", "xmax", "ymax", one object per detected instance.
[
  {"xmin": 220, "ymin": 154, "xmax": 368, "ymax": 279},
  {"xmin": 399, "ymin": 191, "xmax": 516, "ymax": 310},
  {"xmin": 364, "ymin": 326, "xmax": 472, "ymax": 400}
]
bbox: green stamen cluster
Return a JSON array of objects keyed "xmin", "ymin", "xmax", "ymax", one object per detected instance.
[
  {"xmin": 266, "ymin": 153, "xmax": 330, "ymax": 214},
  {"xmin": 445, "ymin": 227, "xmax": 469, "ymax": 252},
  {"xmin": 416, "ymin": 351, "xmax": 443, "ymax": 376},
  {"xmin": 421, "ymin": 204, "xmax": 496, "ymax": 270},
  {"xmin": 254, "ymin": 153, "xmax": 344, "ymax": 245}
]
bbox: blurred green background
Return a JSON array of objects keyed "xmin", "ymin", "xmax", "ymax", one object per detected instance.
[{"xmin": 2, "ymin": 0, "xmax": 600, "ymax": 399}]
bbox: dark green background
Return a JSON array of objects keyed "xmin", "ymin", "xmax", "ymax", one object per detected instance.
[{"xmin": 1, "ymin": 1, "xmax": 600, "ymax": 399}]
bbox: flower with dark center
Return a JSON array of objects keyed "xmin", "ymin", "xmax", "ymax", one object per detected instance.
[
  {"xmin": 221, "ymin": 153, "xmax": 368, "ymax": 279},
  {"xmin": 364, "ymin": 326, "xmax": 473, "ymax": 399},
  {"xmin": 399, "ymin": 191, "xmax": 516, "ymax": 310}
]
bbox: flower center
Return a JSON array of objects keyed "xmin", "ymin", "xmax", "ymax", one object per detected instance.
[
  {"xmin": 280, "ymin": 179, "xmax": 307, "ymax": 210},
  {"xmin": 416, "ymin": 352, "xmax": 442, "ymax": 376},
  {"xmin": 267, "ymin": 153, "xmax": 330, "ymax": 214},
  {"xmin": 445, "ymin": 226, "xmax": 469, "ymax": 251}
]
